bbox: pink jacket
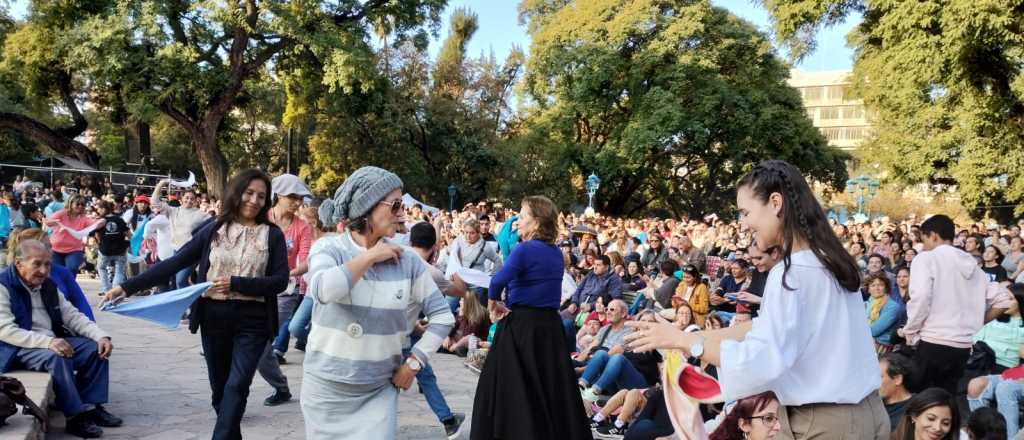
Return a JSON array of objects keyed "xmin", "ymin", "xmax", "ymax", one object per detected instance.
[{"xmin": 904, "ymin": 244, "xmax": 1011, "ymax": 348}]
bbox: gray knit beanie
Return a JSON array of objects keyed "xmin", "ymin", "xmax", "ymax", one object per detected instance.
[{"xmin": 319, "ymin": 166, "xmax": 403, "ymax": 227}]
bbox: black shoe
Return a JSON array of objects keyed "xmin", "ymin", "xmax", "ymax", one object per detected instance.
[
  {"xmin": 274, "ymin": 350, "xmax": 287, "ymax": 365},
  {"xmin": 90, "ymin": 405, "xmax": 123, "ymax": 427},
  {"xmin": 594, "ymin": 424, "xmax": 627, "ymax": 439},
  {"xmin": 264, "ymin": 390, "xmax": 292, "ymax": 406},
  {"xmin": 67, "ymin": 413, "xmax": 104, "ymax": 438},
  {"xmin": 589, "ymin": 418, "xmax": 610, "ymax": 430},
  {"xmin": 443, "ymin": 412, "xmax": 465, "ymax": 439},
  {"xmin": 294, "ymin": 341, "xmax": 306, "ymax": 352}
]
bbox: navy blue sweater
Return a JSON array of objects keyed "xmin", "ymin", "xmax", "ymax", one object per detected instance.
[{"xmin": 489, "ymin": 240, "xmax": 564, "ymax": 309}]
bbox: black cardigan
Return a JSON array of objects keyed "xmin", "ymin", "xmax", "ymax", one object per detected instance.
[{"xmin": 120, "ymin": 220, "xmax": 289, "ymax": 337}]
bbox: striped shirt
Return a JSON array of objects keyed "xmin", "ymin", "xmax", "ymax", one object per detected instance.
[{"xmin": 304, "ymin": 232, "xmax": 455, "ymax": 385}]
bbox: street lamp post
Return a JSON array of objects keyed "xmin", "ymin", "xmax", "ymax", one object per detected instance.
[
  {"xmin": 586, "ymin": 172, "xmax": 601, "ymax": 210},
  {"xmin": 448, "ymin": 184, "xmax": 457, "ymax": 211},
  {"xmin": 845, "ymin": 175, "xmax": 880, "ymax": 219}
]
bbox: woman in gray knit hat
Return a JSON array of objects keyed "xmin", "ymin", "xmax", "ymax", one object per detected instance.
[{"xmin": 300, "ymin": 166, "xmax": 455, "ymax": 439}]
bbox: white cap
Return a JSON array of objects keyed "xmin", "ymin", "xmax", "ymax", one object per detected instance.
[{"xmin": 271, "ymin": 174, "xmax": 311, "ymax": 197}]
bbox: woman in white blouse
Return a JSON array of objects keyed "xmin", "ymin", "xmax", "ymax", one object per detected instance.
[{"xmin": 627, "ymin": 160, "xmax": 889, "ymax": 439}]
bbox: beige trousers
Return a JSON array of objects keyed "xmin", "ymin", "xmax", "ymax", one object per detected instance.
[{"xmin": 777, "ymin": 390, "xmax": 890, "ymax": 440}]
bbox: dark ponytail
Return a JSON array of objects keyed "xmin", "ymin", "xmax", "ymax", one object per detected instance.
[{"xmin": 737, "ymin": 160, "xmax": 861, "ymax": 292}]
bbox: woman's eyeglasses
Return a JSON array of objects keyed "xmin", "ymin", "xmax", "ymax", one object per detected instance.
[
  {"xmin": 749, "ymin": 414, "xmax": 779, "ymax": 426},
  {"xmin": 378, "ymin": 199, "xmax": 403, "ymax": 215}
]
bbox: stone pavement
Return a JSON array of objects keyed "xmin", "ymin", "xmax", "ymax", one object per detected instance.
[{"xmin": 46, "ymin": 278, "xmax": 480, "ymax": 440}]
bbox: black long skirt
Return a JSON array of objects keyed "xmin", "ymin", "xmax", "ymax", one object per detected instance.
[{"xmin": 470, "ymin": 306, "xmax": 593, "ymax": 440}]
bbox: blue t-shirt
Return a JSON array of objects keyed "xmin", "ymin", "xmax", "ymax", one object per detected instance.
[{"xmin": 489, "ymin": 239, "xmax": 564, "ymax": 309}]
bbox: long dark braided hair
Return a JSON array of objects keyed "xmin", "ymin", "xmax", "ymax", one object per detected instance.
[{"xmin": 737, "ymin": 160, "xmax": 861, "ymax": 292}]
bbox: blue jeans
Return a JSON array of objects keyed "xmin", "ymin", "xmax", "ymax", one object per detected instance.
[
  {"xmin": 175, "ymin": 264, "xmax": 195, "ymax": 290},
  {"xmin": 97, "ymin": 253, "xmax": 127, "ymax": 293},
  {"xmin": 272, "ymin": 294, "xmax": 301, "ymax": 353},
  {"xmin": 404, "ymin": 342, "xmax": 454, "ymax": 424},
  {"xmin": 14, "ymin": 337, "xmax": 108, "ymax": 417},
  {"xmin": 53, "ymin": 250, "xmax": 85, "ymax": 275},
  {"xmin": 287, "ymin": 295, "xmax": 313, "ymax": 347},
  {"xmin": 968, "ymin": 374, "xmax": 1023, "ymax": 438},
  {"xmin": 629, "ymin": 295, "xmax": 647, "ymax": 315},
  {"xmin": 563, "ymin": 318, "xmax": 578, "ymax": 353},
  {"xmin": 580, "ymin": 350, "xmax": 648, "ymax": 394}
]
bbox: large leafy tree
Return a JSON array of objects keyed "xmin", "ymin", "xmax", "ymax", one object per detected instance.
[
  {"xmin": 761, "ymin": 0, "xmax": 1024, "ymax": 220},
  {"xmin": 9, "ymin": 0, "xmax": 446, "ymax": 197},
  {"xmin": 0, "ymin": 2, "xmax": 105, "ymax": 166},
  {"xmin": 518, "ymin": 0, "xmax": 849, "ymax": 217},
  {"xmin": 302, "ymin": 8, "xmax": 524, "ymax": 206}
]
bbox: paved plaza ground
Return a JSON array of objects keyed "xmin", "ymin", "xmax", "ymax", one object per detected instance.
[{"xmin": 45, "ymin": 278, "xmax": 479, "ymax": 440}]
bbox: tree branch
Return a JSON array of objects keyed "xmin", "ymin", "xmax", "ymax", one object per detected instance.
[
  {"xmin": 333, "ymin": 0, "xmax": 388, "ymax": 25},
  {"xmin": 158, "ymin": 100, "xmax": 202, "ymax": 140},
  {"xmin": 0, "ymin": 112, "xmax": 98, "ymax": 166},
  {"xmin": 54, "ymin": 70, "xmax": 88, "ymax": 139}
]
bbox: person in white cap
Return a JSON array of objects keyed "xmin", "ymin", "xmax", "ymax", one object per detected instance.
[
  {"xmin": 151, "ymin": 179, "xmax": 211, "ymax": 289},
  {"xmin": 256, "ymin": 173, "xmax": 314, "ymax": 407}
]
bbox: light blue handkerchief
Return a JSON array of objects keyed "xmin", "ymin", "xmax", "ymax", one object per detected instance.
[{"xmin": 102, "ymin": 282, "xmax": 211, "ymax": 329}]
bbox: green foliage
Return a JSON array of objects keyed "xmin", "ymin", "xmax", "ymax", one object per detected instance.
[
  {"xmin": 302, "ymin": 10, "xmax": 523, "ymax": 208},
  {"xmin": 518, "ymin": 0, "xmax": 849, "ymax": 216},
  {"xmin": 764, "ymin": 0, "xmax": 1024, "ymax": 220}
]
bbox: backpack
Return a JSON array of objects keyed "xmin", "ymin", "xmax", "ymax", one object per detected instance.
[{"xmin": 0, "ymin": 376, "xmax": 46, "ymax": 430}]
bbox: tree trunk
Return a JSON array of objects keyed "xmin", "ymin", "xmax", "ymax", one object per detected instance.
[
  {"xmin": 195, "ymin": 129, "xmax": 229, "ymax": 199},
  {"xmin": 0, "ymin": 112, "xmax": 99, "ymax": 167}
]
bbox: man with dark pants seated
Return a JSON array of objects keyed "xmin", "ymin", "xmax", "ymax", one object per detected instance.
[{"xmin": 0, "ymin": 239, "xmax": 121, "ymax": 438}]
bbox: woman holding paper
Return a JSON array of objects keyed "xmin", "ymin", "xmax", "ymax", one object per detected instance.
[
  {"xmin": 45, "ymin": 194, "xmax": 104, "ymax": 275},
  {"xmin": 471, "ymin": 195, "xmax": 592, "ymax": 440},
  {"xmin": 626, "ymin": 160, "xmax": 889, "ymax": 438},
  {"xmin": 102, "ymin": 169, "xmax": 289, "ymax": 440}
]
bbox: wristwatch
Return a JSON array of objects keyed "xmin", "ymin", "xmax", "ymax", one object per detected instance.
[
  {"xmin": 689, "ymin": 334, "xmax": 705, "ymax": 359},
  {"xmin": 405, "ymin": 356, "xmax": 422, "ymax": 372}
]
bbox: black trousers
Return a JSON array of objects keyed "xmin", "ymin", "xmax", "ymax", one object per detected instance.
[
  {"xmin": 914, "ymin": 340, "xmax": 970, "ymax": 396},
  {"xmin": 200, "ymin": 300, "xmax": 269, "ymax": 440}
]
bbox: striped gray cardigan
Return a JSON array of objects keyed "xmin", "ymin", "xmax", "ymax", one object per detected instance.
[{"xmin": 304, "ymin": 232, "xmax": 455, "ymax": 385}]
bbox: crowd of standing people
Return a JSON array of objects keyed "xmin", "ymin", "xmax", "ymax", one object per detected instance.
[{"xmin": 1, "ymin": 162, "xmax": 1024, "ymax": 440}]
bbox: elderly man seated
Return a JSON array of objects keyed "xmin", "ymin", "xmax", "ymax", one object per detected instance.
[{"xmin": 0, "ymin": 239, "xmax": 120, "ymax": 438}]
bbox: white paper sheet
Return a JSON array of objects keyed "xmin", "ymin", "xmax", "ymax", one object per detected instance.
[{"xmin": 169, "ymin": 171, "xmax": 197, "ymax": 189}]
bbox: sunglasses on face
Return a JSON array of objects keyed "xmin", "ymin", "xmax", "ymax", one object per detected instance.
[{"xmin": 378, "ymin": 199, "xmax": 402, "ymax": 215}]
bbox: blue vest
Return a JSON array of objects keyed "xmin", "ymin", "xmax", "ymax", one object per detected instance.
[{"xmin": 0, "ymin": 266, "xmax": 68, "ymax": 373}]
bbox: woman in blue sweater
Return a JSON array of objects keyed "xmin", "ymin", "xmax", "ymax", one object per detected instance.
[
  {"xmin": 865, "ymin": 272, "xmax": 904, "ymax": 353},
  {"xmin": 471, "ymin": 195, "xmax": 592, "ymax": 440}
]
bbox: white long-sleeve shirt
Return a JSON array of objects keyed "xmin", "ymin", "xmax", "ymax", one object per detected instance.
[
  {"xmin": 719, "ymin": 250, "xmax": 880, "ymax": 406},
  {"xmin": 144, "ymin": 214, "xmax": 173, "ymax": 261},
  {"xmin": 0, "ymin": 283, "xmax": 109, "ymax": 349}
]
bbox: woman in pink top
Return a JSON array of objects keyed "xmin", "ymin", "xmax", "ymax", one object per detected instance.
[{"xmin": 45, "ymin": 194, "xmax": 103, "ymax": 275}]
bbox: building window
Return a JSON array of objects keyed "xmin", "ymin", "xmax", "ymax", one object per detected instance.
[
  {"xmin": 802, "ymin": 87, "xmax": 823, "ymax": 101},
  {"xmin": 827, "ymin": 86, "xmax": 845, "ymax": 101},
  {"xmin": 822, "ymin": 127, "xmax": 842, "ymax": 141},
  {"xmin": 819, "ymin": 107, "xmax": 840, "ymax": 120},
  {"xmin": 806, "ymin": 108, "xmax": 816, "ymax": 119},
  {"xmin": 842, "ymin": 106, "xmax": 864, "ymax": 119}
]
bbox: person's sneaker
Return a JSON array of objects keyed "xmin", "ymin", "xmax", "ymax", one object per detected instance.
[
  {"xmin": 294, "ymin": 341, "xmax": 306, "ymax": 352},
  {"xmin": 90, "ymin": 404, "xmax": 123, "ymax": 427},
  {"xmin": 594, "ymin": 424, "xmax": 627, "ymax": 439},
  {"xmin": 580, "ymin": 387, "xmax": 601, "ymax": 402},
  {"xmin": 263, "ymin": 390, "xmax": 292, "ymax": 406},
  {"xmin": 443, "ymin": 412, "xmax": 465, "ymax": 439},
  {"xmin": 66, "ymin": 412, "xmax": 104, "ymax": 438},
  {"xmin": 589, "ymin": 418, "xmax": 610, "ymax": 430},
  {"xmin": 274, "ymin": 349, "xmax": 287, "ymax": 365}
]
